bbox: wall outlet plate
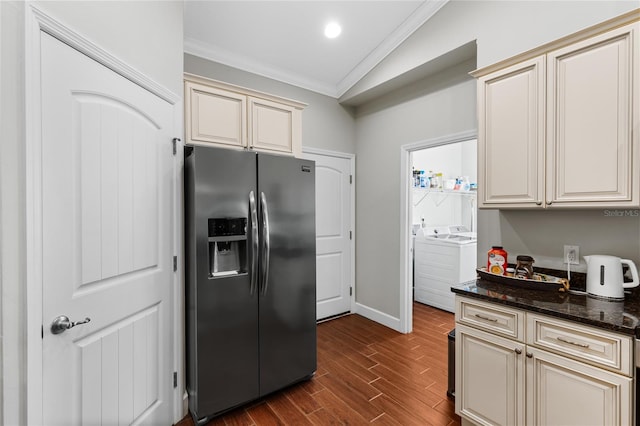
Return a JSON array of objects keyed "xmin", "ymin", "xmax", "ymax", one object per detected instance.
[{"xmin": 564, "ymin": 245, "xmax": 579, "ymax": 265}]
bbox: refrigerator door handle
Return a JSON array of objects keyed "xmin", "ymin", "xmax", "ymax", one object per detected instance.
[
  {"xmin": 249, "ymin": 191, "xmax": 259, "ymax": 295},
  {"xmin": 260, "ymin": 192, "xmax": 271, "ymax": 295}
]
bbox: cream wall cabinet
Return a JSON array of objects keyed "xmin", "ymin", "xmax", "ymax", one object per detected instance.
[
  {"xmin": 184, "ymin": 74, "xmax": 305, "ymax": 157},
  {"xmin": 455, "ymin": 296, "xmax": 634, "ymax": 426},
  {"xmin": 477, "ymin": 57, "xmax": 545, "ymax": 207},
  {"xmin": 248, "ymin": 97, "xmax": 299, "ymax": 155},
  {"xmin": 185, "ymin": 80, "xmax": 247, "ymax": 149},
  {"xmin": 475, "ymin": 18, "xmax": 639, "ymax": 209}
]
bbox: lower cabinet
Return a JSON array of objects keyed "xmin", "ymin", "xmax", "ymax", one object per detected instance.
[
  {"xmin": 455, "ymin": 296, "xmax": 634, "ymax": 426},
  {"xmin": 526, "ymin": 347, "xmax": 632, "ymax": 425},
  {"xmin": 457, "ymin": 325, "xmax": 525, "ymax": 425}
]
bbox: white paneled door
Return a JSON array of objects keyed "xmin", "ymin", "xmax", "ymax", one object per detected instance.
[
  {"xmin": 303, "ymin": 152, "xmax": 352, "ymax": 320},
  {"xmin": 40, "ymin": 32, "xmax": 174, "ymax": 424}
]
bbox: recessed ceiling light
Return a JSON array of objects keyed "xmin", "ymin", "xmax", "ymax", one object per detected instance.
[{"xmin": 324, "ymin": 22, "xmax": 342, "ymax": 39}]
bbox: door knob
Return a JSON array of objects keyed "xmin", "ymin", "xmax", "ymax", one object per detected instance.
[{"xmin": 50, "ymin": 315, "xmax": 91, "ymax": 334}]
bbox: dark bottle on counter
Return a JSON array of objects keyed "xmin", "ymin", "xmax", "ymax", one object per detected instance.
[{"xmin": 515, "ymin": 255, "xmax": 535, "ymax": 279}]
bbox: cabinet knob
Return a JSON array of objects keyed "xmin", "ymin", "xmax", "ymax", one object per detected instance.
[
  {"xmin": 514, "ymin": 348, "xmax": 522, "ymax": 355},
  {"xmin": 535, "ymin": 201, "xmax": 542, "ymax": 206},
  {"xmin": 526, "ymin": 352, "xmax": 533, "ymax": 358},
  {"xmin": 546, "ymin": 201, "xmax": 553, "ymax": 206}
]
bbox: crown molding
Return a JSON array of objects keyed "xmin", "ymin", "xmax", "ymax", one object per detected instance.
[
  {"xmin": 184, "ymin": 37, "xmax": 339, "ymax": 97},
  {"xmin": 336, "ymin": 0, "xmax": 449, "ymax": 97},
  {"xmin": 184, "ymin": 0, "xmax": 448, "ymax": 99}
]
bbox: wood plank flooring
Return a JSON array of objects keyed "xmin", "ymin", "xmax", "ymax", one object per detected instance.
[{"xmin": 177, "ymin": 302, "xmax": 460, "ymax": 426}]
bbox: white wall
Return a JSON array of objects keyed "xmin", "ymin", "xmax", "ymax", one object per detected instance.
[
  {"xmin": 494, "ymin": 210, "xmax": 640, "ymax": 273},
  {"xmin": 0, "ymin": 2, "xmax": 184, "ymax": 424},
  {"xmin": 355, "ymin": 59, "xmax": 476, "ymax": 317},
  {"xmin": 184, "ymin": 54, "xmax": 357, "ymax": 154},
  {"xmin": 33, "ymin": 0, "xmax": 184, "ymax": 96},
  {"xmin": 1, "ymin": 2, "xmax": 26, "ymax": 423},
  {"xmin": 343, "ymin": 1, "xmax": 638, "ymax": 101},
  {"xmin": 352, "ymin": 1, "xmax": 639, "ymax": 322},
  {"xmin": 411, "ymin": 141, "xmax": 477, "ymax": 230}
]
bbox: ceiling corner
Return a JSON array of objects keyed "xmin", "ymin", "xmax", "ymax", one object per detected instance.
[{"xmin": 335, "ymin": 0, "xmax": 450, "ymax": 97}]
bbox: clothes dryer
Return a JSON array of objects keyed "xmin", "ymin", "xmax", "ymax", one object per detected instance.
[{"xmin": 414, "ymin": 225, "xmax": 477, "ymax": 312}]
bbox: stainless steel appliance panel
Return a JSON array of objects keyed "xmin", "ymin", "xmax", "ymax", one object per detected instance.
[
  {"xmin": 185, "ymin": 146, "xmax": 259, "ymax": 417},
  {"xmin": 257, "ymin": 154, "xmax": 317, "ymax": 395}
]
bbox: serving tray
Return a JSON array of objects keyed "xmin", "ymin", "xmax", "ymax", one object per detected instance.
[{"xmin": 477, "ymin": 267, "xmax": 569, "ymax": 292}]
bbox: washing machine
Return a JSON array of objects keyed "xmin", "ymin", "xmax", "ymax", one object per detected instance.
[{"xmin": 414, "ymin": 225, "xmax": 477, "ymax": 313}]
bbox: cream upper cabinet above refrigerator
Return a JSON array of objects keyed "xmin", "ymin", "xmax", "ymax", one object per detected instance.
[
  {"xmin": 184, "ymin": 74, "xmax": 306, "ymax": 157},
  {"xmin": 186, "ymin": 80, "xmax": 247, "ymax": 149},
  {"xmin": 248, "ymin": 96, "xmax": 300, "ymax": 155},
  {"xmin": 474, "ymin": 14, "xmax": 639, "ymax": 209}
]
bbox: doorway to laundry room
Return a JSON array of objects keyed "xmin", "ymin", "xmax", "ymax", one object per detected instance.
[{"xmin": 410, "ymin": 138, "xmax": 478, "ymax": 315}]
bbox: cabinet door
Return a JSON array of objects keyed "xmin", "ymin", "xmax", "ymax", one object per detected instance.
[
  {"xmin": 546, "ymin": 22, "xmax": 639, "ymax": 207},
  {"xmin": 248, "ymin": 97, "xmax": 300, "ymax": 156},
  {"xmin": 185, "ymin": 81, "xmax": 247, "ymax": 148},
  {"xmin": 456, "ymin": 324, "xmax": 525, "ymax": 426},
  {"xmin": 526, "ymin": 347, "xmax": 632, "ymax": 426},
  {"xmin": 477, "ymin": 56, "xmax": 545, "ymax": 208}
]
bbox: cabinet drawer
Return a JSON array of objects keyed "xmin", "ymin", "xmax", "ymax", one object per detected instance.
[
  {"xmin": 526, "ymin": 313, "xmax": 633, "ymax": 376},
  {"xmin": 455, "ymin": 297, "xmax": 524, "ymax": 341}
]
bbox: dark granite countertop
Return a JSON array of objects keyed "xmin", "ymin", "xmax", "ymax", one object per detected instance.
[{"xmin": 452, "ymin": 278, "xmax": 640, "ymax": 338}]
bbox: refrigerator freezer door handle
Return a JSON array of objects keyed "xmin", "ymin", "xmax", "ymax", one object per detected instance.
[
  {"xmin": 260, "ymin": 192, "xmax": 271, "ymax": 295},
  {"xmin": 249, "ymin": 191, "xmax": 259, "ymax": 295}
]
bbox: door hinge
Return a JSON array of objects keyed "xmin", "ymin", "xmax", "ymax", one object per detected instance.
[
  {"xmin": 350, "ymin": 174, "xmax": 353, "ymax": 184},
  {"xmin": 350, "ymin": 287, "xmax": 353, "ymax": 296},
  {"xmin": 173, "ymin": 255, "xmax": 178, "ymax": 272},
  {"xmin": 349, "ymin": 231, "xmax": 352, "ymax": 240},
  {"xmin": 173, "ymin": 371, "xmax": 178, "ymax": 388},
  {"xmin": 172, "ymin": 138, "xmax": 181, "ymax": 156}
]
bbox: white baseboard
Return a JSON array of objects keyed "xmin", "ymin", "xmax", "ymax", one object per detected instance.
[
  {"xmin": 182, "ymin": 391, "xmax": 189, "ymax": 419},
  {"xmin": 354, "ymin": 303, "xmax": 402, "ymax": 332}
]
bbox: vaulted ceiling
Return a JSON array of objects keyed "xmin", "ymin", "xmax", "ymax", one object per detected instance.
[{"xmin": 184, "ymin": 1, "xmax": 449, "ymax": 98}]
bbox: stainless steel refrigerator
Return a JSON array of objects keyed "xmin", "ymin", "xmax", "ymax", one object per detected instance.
[{"xmin": 184, "ymin": 145, "xmax": 316, "ymax": 424}]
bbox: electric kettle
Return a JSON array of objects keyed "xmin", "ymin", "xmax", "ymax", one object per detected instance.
[{"xmin": 584, "ymin": 255, "xmax": 639, "ymax": 300}]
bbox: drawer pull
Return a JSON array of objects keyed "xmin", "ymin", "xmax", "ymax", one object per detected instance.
[
  {"xmin": 556, "ymin": 336, "xmax": 590, "ymax": 349},
  {"xmin": 474, "ymin": 314, "xmax": 498, "ymax": 323}
]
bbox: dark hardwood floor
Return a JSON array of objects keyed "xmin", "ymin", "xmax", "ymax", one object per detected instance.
[{"xmin": 177, "ymin": 302, "xmax": 460, "ymax": 425}]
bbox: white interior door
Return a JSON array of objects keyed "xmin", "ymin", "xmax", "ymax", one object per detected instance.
[
  {"xmin": 40, "ymin": 32, "xmax": 174, "ymax": 425},
  {"xmin": 303, "ymin": 152, "xmax": 352, "ymax": 320}
]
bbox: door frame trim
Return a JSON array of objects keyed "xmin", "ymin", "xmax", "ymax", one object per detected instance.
[
  {"xmin": 302, "ymin": 147, "xmax": 356, "ymax": 315},
  {"xmin": 399, "ymin": 130, "xmax": 477, "ymax": 333},
  {"xmin": 24, "ymin": 5, "xmax": 181, "ymax": 424}
]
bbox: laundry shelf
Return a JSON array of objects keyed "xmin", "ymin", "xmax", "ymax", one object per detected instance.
[{"xmin": 413, "ymin": 188, "xmax": 477, "ymax": 207}]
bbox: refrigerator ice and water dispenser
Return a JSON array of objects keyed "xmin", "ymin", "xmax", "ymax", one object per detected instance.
[{"xmin": 208, "ymin": 217, "xmax": 247, "ymax": 277}]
